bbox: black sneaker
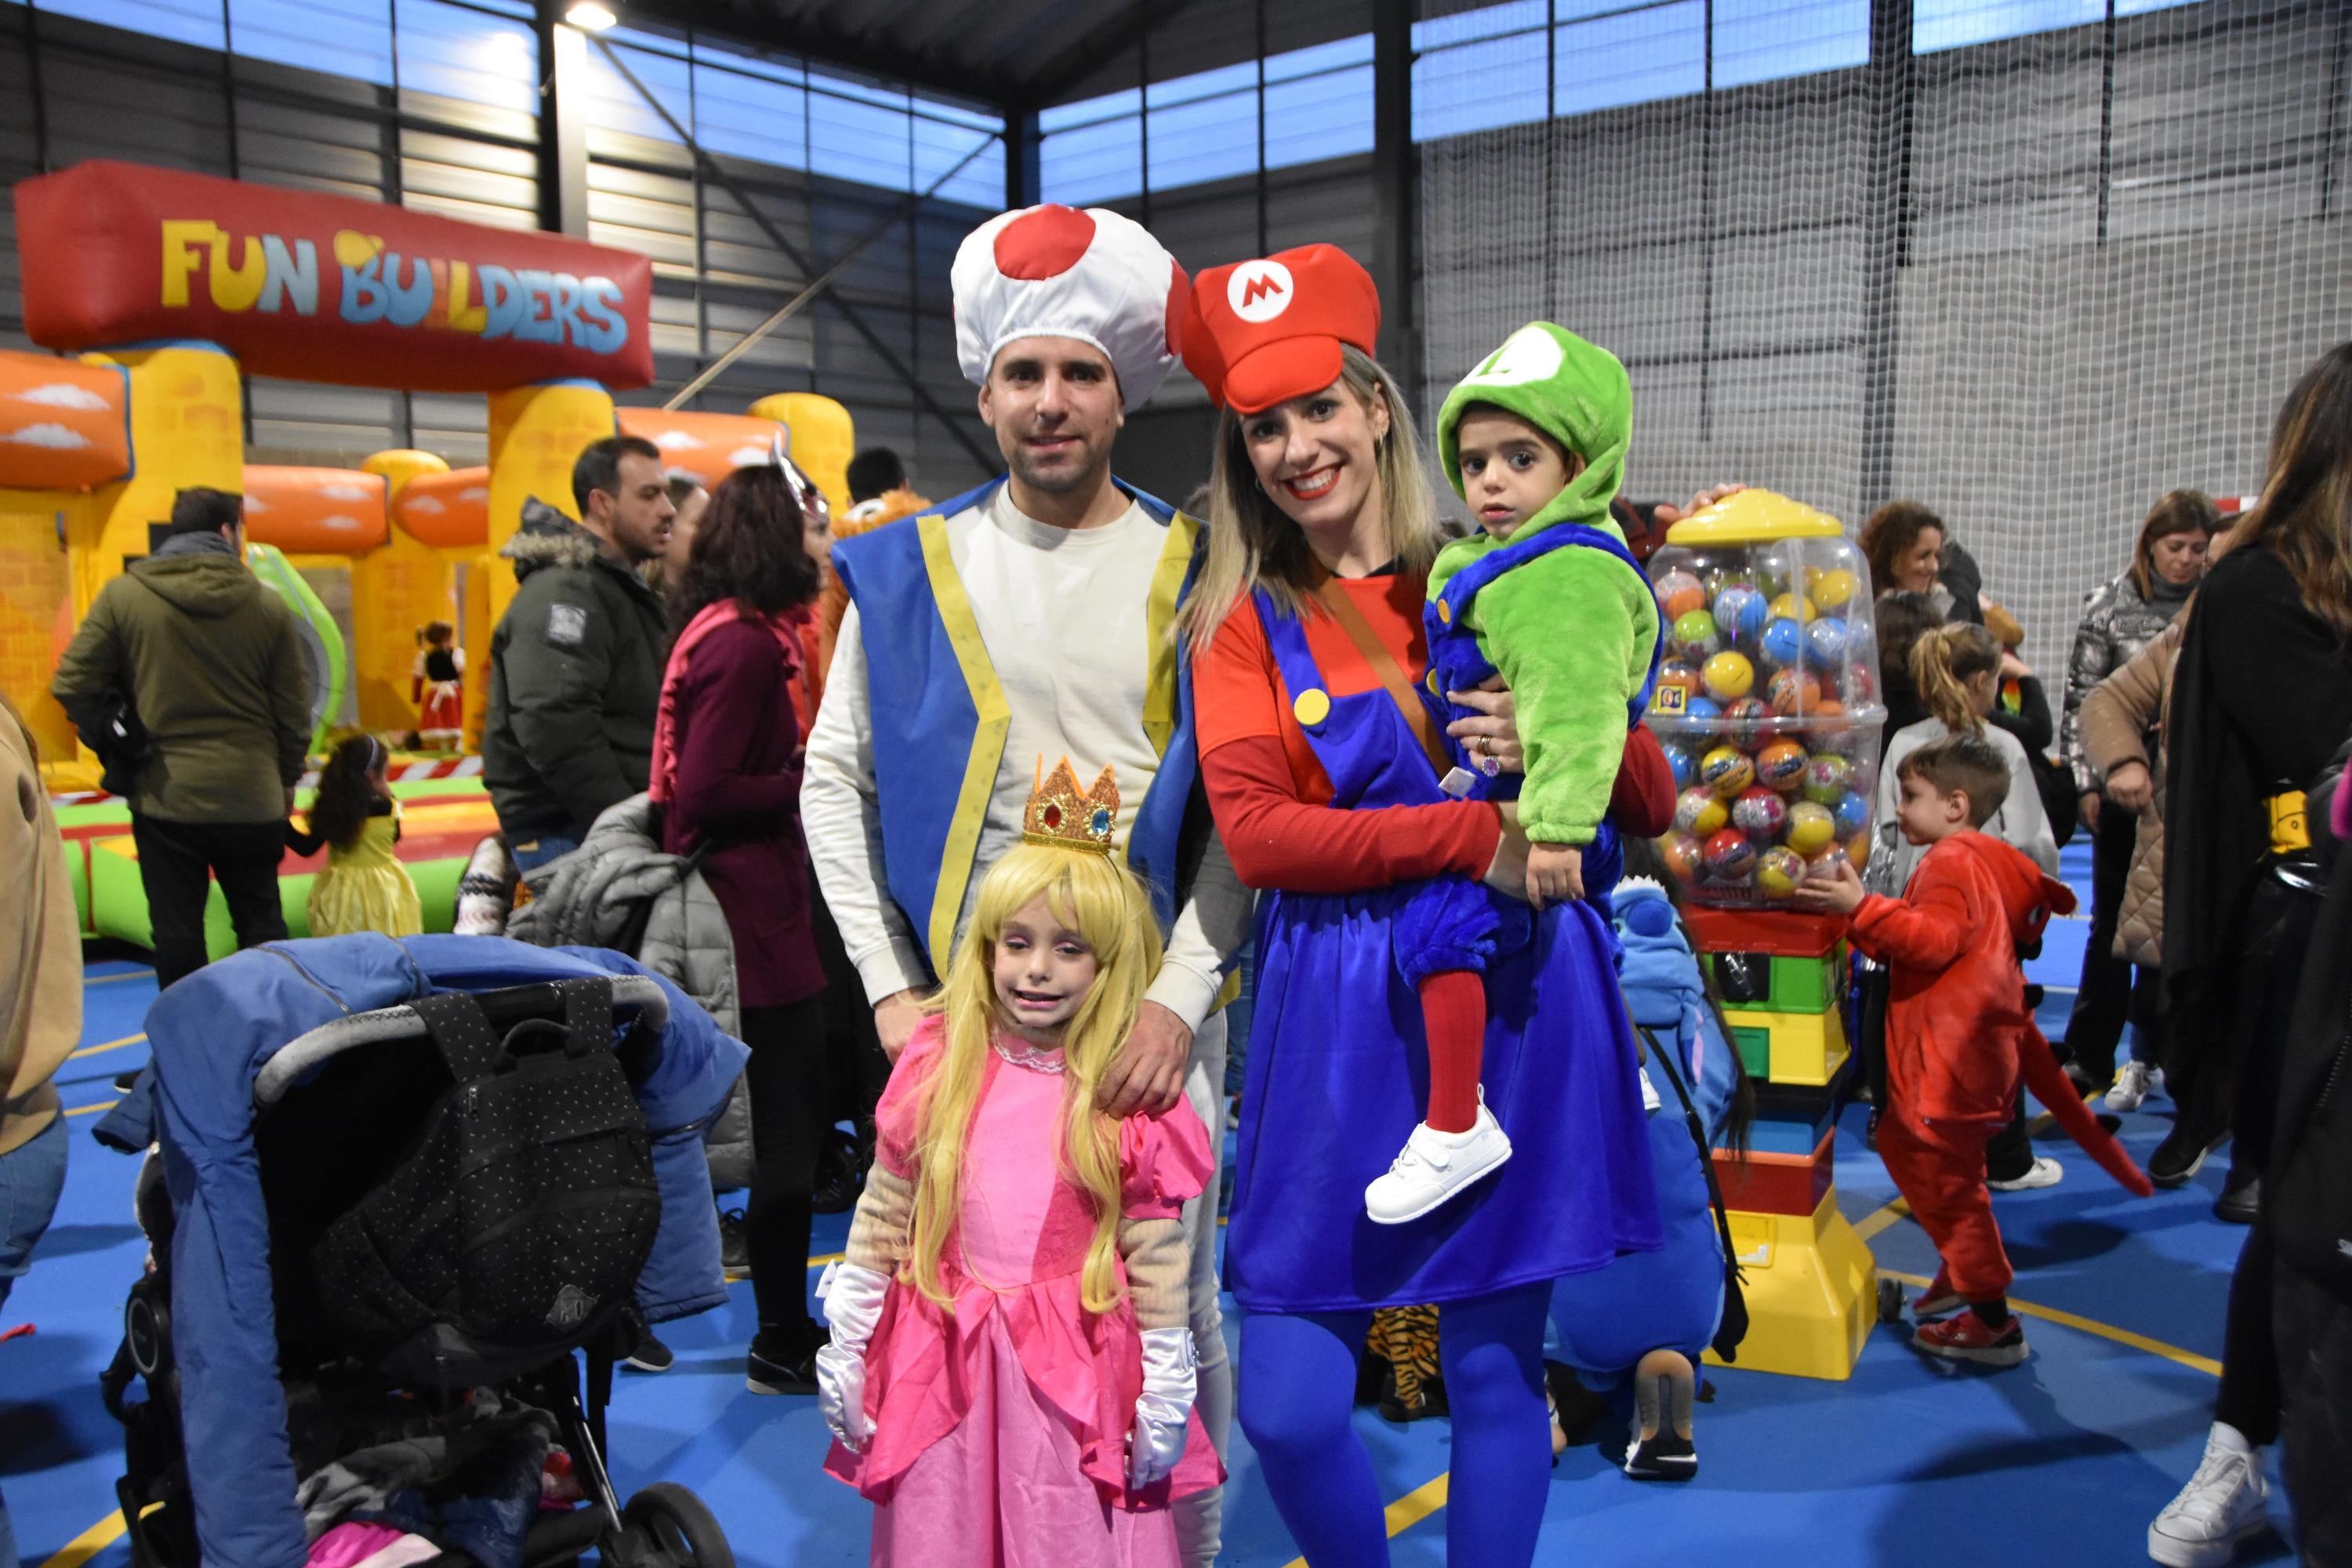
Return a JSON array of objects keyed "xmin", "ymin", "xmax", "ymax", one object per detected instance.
[
  {"xmin": 114, "ymin": 1069, "xmax": 142, "ymax": 1094},
  {"xmin": 719, "ymin": 1207, "xmax": 747, "ymax": 1274},
  {"xmin": 624, "ymin": 1333, "xmax": 675, "ymax": 1373},
  {"xmin": 2149, "ymin": 1127, "xmax": 2228, "ymax": 1189},
  {"xmin": 2213, "ymin": 1169, "xmax": 2260, "ymax": 1225},
  {"xmin": 747, "ymin": 1326, "xmax": 826, "ymax": 1395}
]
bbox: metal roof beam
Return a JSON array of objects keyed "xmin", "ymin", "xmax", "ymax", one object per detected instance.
[
  {"xmin": 1018, "ymin": 0, "xmax": 1204, "ymax": 109},
  {"xmin": 611, "ymin": 0, "xmax": 1031, "ymax": 109}
]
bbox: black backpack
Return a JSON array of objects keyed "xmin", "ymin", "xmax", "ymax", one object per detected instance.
[{"xmin": 307, "ymin": 978, "xmax": 663, "ymax": 1368}]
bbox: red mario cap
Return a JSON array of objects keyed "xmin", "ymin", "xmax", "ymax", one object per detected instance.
[{"xmin": 1181, "ymin": 245, "xmax": 1381, "ymax": 415}]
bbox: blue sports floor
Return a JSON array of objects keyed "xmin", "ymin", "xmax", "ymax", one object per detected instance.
[{"xmin": 3, "ymin": 840, "xmax": 2300, "ymax": 1567}]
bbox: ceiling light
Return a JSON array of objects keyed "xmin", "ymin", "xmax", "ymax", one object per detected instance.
[{"xmin": 565, "ymin": 2, "xmax": 619, "ymax": 29}]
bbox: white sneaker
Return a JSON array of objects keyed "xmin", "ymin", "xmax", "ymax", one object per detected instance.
[
  {"xmin": 2107, "ymin": 1060, "xmax": 2161, "ymax": 1113},
  {"xmin": 2148, "ymin": 1422, "xmax": 2268, "ymax": 1566},
  {"xmin": 1366, "ymin": 1102, "xmax": 1513, "ymax": 1225},
  {"xmin": 1987, "ymin": 1156, "xmax": 2063, "ymax": 1192},
  {"xmin": 1639, "ymin": 1066, "xmax": 1662, "ymax": 1113}
]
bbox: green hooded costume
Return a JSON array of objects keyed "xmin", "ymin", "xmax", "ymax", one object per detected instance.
[{"xmin": 1431, "ymin": 321, "xmax": 1659, "ymax": 847}]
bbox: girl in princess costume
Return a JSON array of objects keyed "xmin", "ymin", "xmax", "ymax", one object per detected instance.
[
  {"xmin": 411, "ymin": 620, "xmax": 463, "ymax": 750},
  {"xmin": 816, "ymin": 757, "xmax": 1221, "ymax": 1568},
  {"xmin": 1181, "ymin": 244, "xmax": 1662, "ymax": 1566}
]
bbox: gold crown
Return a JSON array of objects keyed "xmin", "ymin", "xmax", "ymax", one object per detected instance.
[{"xmin": 1022, "ymin": 756, "xmax": 1120, "ymax": 854}]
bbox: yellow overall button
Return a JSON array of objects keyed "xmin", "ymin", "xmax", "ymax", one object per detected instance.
[
  {"xmin": 1436, "ymin": 599, "xmax": 1453, "ymax": 625},
  {"xmin": 1292, "ymin": 688, "xmax": 1332, "ymax": 728}
]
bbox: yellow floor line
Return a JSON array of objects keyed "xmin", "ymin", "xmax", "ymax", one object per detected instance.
[
  {"xmin": 87, "ymin": 971, "xmax": 154, "ymax": 985},
  {"xmin": 1854, "ymin": 1196, "xmax": 1911, "ymax": 1241},
  {"xmin": 69, "ymin": 1033, "xmax": 145, "ymax": 1060},
  {"xmin": 1878, "ymin": 1269, "xmax": 2222, "ymax": 1377},
  {"xmin": 38, "ymin": 1510, "xmax": 129, "ymax": 1568},
  {"xmin": 65, "ymin": 1100, "xmax": 120, "ymax": 1119},
  {"xmin": 1279, "ymin": 1470, "xmax": 1451, "ymax": 1568}
]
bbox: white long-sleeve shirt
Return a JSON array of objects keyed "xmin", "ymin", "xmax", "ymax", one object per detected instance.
[
  {"xmin": 1870, "ymin": 717, "xmax": 2060, "ymax": 893},
  {"xmin": 801, "ymin": 487, "xmax": 1252, "ymax": 1031}
]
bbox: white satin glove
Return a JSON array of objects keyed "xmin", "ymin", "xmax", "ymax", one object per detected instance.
[
  {"xmin": 1129, "ymin": 1327, "xmax": 1199, "ymax": 1488},
  {"xmin": 815, "ymin": 1260, "xmax": 891, "ymax": 1453}
]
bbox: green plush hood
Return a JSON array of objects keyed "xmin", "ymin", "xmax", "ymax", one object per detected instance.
[{"xmin": 1436, "ymin": 321, "xmax": 1632, "ymax": 542}]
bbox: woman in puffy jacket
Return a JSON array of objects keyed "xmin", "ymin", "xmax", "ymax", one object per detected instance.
[{"xmin": 2057, "ymin": 491, "xmax": 2218, "ymax": 1094}]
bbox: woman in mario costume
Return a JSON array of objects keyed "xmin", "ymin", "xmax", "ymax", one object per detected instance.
[{"xmin": 1179, "ymin": 245, "xmax": 1666, "ymax": 1566}]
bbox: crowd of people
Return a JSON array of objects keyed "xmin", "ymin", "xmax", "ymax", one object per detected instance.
[{"xmin": 4, "ymin": 198, "xmax": 2351, "ymax": 1568}]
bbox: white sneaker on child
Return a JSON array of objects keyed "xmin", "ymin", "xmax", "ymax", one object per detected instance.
[
  {"xmin": 1365, "ymin": 1100, "xmax": 1512, "ymax": 1225},
  {"xmin": 2107, "ymin": 1060, "xmax": 2161, "ymax": 1113},
  {"xmin": 2148, "ymin": 1422, "xmax": 2268, "ymax": 1567},
  {"xmin": 1987, "ymin": 1156, "xmax": 2063, "ymax": 1192}
]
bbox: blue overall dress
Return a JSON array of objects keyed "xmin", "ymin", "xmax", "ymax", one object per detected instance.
[{"xmin": 1222, "ymin": 582, "xmax": 1664, "ymax": 1316}]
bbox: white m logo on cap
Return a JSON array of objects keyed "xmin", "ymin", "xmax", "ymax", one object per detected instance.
[{"xmin": 1228, "ymin": 259, "xmax": 1296, "ymax": 325}]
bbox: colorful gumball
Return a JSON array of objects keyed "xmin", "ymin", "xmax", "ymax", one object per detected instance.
[
  {"xmin": 1719, "ymin": 697, "xmax": 1771, "ymax": 742},
  {"xmin": 1703, "ymin": 828, "xmax": 1758, "ymax": 883},
  {"xmin": 1661, "ymin": 741, "xmax": 1696, "ymax": 792},
  {"xmin": 1842, "ymin": 665, "xmax": 1878, "ymax": 706},
  {"xmin": 1767, "ymin": 592, "xmax": 1817, "ymax": 625},
  {"xmin": 1766, "ymin": 666, "xmax": 1820, "ymax": 716},
  {"xmin": 1702, "ymin": 650, "xmax": 1755, "ymax": 701},
  {"xmin": 1751, "ymin": 556, "xmax": 1791, "ymax": 601},
  {"xmin": 1674, "ymin": 786, "xmax": 1730, "ymax": 838},
  {"xmin": 1846, "ymin": 833, "xmax": 1871, "ymax": 870},
  {"xmin": 1701, "ymin": 745, "xmax": 1755, "ymax": 798},
  {"xmin": 1755, "ymin": 846, "xmax": 1806, "ymax": 899},
  {"xmin": 1661, "ymin": 833, "xmax": 1705, "ymax": 884},
  {"xmin": 1732, "ymin": 786, "xmax": 1788, "ymax": 840},
  {"xmin": 1759, "ymin": 617, "xmax": 1805, "ymax": 668},
  {"xmin": 1684, "ymin": 695, "xmax": 1724, "ymax": 731},
  {"xmin": 1806, "ymin": 616, "xmax": 1851, "ymax": 666},
  {"xmin": 1811, "ymin": 567, "xmax": 1859, "ymax": 612},
  {"xmin": 1784, "ymin": 799, "xmax": 1838, "ymax": 856},
  {"xmin": 1756, "ymin": 736, "xmax": 1810, "ymax": 793},
  {"xmin": 1657, "ymin": 569, "xmax": 1706, "ymax": 621},
  {"xmin": 1712, "ymin": 585, "xmax": 1767, "ymax": 647},
  {"xmin": 1802, "ymin": 753, "xmax": 1855, "ymax": 804},
  {"xmin": 1671, "ymin": 609, "xmax": 1722, "ymax": 660},
  {"xmin": 1833, "ymin": 789, "xmax": 1871, "ymax": 838},
  {"xmin": 1655, "ymin": 659, "xmax": 1700, "ymax": 699}
]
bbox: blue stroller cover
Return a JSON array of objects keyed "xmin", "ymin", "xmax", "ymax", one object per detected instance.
[{"xmin": 123, "ymin": 934, "xmax": 748, "ymax": 1568}]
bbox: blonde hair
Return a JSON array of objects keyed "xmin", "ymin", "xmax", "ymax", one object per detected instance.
[
  {"xmin": 1178, "ymin": 344, "xmax": 1444, "ymax": 653},
  {"xmin": 1909, "ymin": 621, "xmax": 2003, "ymax": 735},
  {"xmin": 904, "ymin": 843, "xmax": 1163, "ymax": 1315}
]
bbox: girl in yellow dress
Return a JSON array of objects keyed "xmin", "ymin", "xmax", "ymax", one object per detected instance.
[{"xmin": 287, "ymin": 735, "xmax": 423, "ymax": 938}]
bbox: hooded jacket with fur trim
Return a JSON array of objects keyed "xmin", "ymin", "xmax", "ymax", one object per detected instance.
[
  {"xmin": 1847, "ymin": 830, "xmax": 2078, "ymax": 1125},
  {"xmin": 483, "ymin": 498, "xmax": 671, "ymax": 840}
]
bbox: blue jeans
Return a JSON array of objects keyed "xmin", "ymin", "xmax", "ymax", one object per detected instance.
[
  {"xmin": 509, "ymin": 834, "xmax": 579, "ymax": 876},
  {"xmin": 0, "ymin": 1111, "xmax": 70, "ymax": 1568}
]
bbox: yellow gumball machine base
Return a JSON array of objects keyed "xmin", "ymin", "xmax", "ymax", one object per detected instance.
[{"xmin": 1704, "ymin": 1188, "xmax": 1877, "ymax": 1381}]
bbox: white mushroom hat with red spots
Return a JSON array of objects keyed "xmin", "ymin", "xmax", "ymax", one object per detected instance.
[{"xmin": 951, "ymin": 205, "xmax": 1190, "ymax": 413}]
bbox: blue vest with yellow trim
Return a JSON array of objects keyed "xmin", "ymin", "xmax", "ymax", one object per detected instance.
[{"xmin": 830, "ymin": 475, "xmax": 1207, "ymax": 978}]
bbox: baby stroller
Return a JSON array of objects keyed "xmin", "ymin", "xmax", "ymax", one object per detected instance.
[{"xmin": 96, "ymin": 935, "xmax": 751, "ymax": 1568}]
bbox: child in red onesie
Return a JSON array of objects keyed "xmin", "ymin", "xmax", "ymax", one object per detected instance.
[{"xmin": 1795, "ymin": 732, "xmax": 2152, "ymax": 1366}]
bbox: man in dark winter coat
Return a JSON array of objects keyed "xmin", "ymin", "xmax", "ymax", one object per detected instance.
[
  {"xmin": 52, "ymin": 488, "xmax": 314, "ymax": 990},
  {"xmin": 483, "ymin": 434, "xmax": 676, "ymax": 872}
]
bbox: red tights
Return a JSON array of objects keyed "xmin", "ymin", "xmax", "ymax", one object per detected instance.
[{"xmin": 1419, "ymin": 970, "xmax": 1486, "ymax": 1134}]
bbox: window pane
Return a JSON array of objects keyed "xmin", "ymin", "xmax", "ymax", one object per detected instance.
[
  {"xmin": 1913, "ymin": 0, "xmax": 2103, "ymax": 53},
  {"xmin": 34, "ymin": 0, "xmax": 223, "ymax": 49},
  {"xmin": 230, "ymin": 0, "xmax": 392, "ymax": 85},
  {"xmin": 1414, "ymin": 24, "xmax": 1549, "ymax": 140},
  {"xmin": 1147, "ymin": 87, "xmax": 1257, "ymax": 190},
  {"xmin": 695, "ymin": 56, "xmax": 807, "ymax": 167},
  {"xmin": 583, "ymin": 39, "xmax": 689, "ymax": 143},
  {"xmin": 1714, "ymin": 0, "xmax": 1868, "ymax": 88},
  {"xmin": 1263, "ymin": 54, "xmax": 1374, "ymax": 170},
  {"xmin": 1146, "ymin": 59, "xmax": 1256, "ymax": 111},
  {"xmin": 1041, "ymin": 113, "xmax": 1143, "ymax": 205},
  {"xmin": 1413, "ymin": 0, "xmax": 1547, "ymax": 51},
  {"xmin": 395, "ymin": 0, "xmax": 536, "ymax": 115},
  {"xmin": 913, "ymin": 115, "xmax": 1003, "ymax": 207},
  {"xmin": 1041, "ymin": 87, "xmax": 1140, "ymax": 135},
  {"xmin": 808, "ymin": 76, "xmax": 912, "ymax": 191},
  {"xmin": 1554, "ymin": 0, "xmax": 1704, "ymax": 117}
]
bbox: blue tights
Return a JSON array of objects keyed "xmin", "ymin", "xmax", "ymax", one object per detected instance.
[{"xmin": 1237, "ymin": 1283, "xmax": 1554, "ymax": 1567}]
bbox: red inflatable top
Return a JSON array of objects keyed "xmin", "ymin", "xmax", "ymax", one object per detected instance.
[{"xmin": 13, "ymin": 161, "xmax": 655, "ymax": 394}]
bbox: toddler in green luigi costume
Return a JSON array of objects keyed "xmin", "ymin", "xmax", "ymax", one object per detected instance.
[
  {"xmin": 1429, "ymin": 321, "xmax": 1661, "ymax": 904},
  {"xmin": 1362, "ymin": 321, "xmax": 1662, "ymax": 1227}
]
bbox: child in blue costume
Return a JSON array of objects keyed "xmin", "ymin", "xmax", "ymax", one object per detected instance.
[
  {"xmin": 1549, "ymin": 872, "xmax": 1744, "ymax": 1482},
  {"xmin": 1181, "ymin": 245, "xmax": 1664, "ymax": 1568},
  {"xmin": 1362, "ymin": 320, "xmax": 1667, "ymax": 1225}
]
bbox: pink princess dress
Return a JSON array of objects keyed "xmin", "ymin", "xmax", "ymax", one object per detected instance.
[{"xmin": 824, "ymin": 1017, "xmax": 1224, "ymax": 1567}]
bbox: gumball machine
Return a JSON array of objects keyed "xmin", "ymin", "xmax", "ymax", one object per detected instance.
[{"xmin": 1645, "ymin": 489, "xmax": 1879, "ymax": 1381}]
